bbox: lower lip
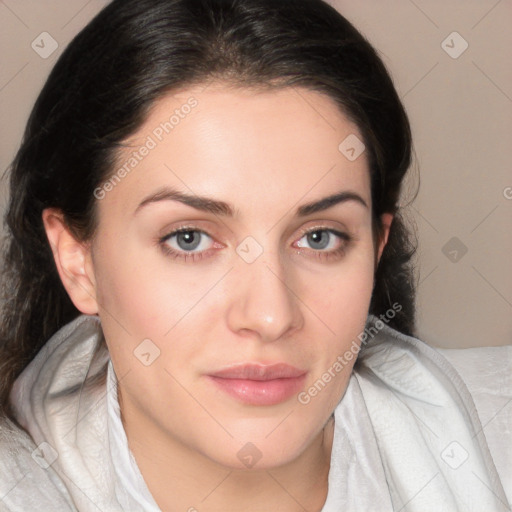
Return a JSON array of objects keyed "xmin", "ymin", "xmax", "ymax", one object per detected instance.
[{"xmin": 208, "ymin": 375, "xmax": 306, "ymax": 406}]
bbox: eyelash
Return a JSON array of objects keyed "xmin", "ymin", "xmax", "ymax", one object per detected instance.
[{"xmin": 158, "ymin": 225, "xmax": 353, "ymax": 263}]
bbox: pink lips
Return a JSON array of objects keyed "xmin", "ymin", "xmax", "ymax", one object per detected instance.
[{"xmin": 208, "ymin": 363, "xmax": 307, "ymax": 406}]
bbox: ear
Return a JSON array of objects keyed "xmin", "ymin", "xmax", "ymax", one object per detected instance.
[
  {"xmin": 376, "ymin": 212, "xmax": 394, "ymax": 263},
  {"xmin": 42, "ymin": 208, "xmax": 98, "ymax": 315}
]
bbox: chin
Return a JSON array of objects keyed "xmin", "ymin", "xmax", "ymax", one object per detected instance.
[{"xmin": 199, "ymin": 424, "xmax": 319, "ymax": 472}]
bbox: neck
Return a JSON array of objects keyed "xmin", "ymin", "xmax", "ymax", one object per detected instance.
[{"xmin": 121, "ymin": 405, "xmax": 335, "ymax": 512}]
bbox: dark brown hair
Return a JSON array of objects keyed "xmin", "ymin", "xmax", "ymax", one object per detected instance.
[{"xmin": 0, "ymin": 0, "xmax": 417, "ymax": 417}]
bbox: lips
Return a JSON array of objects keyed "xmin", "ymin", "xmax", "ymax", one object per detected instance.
[
  {"xmin": 210, "ymin": 363, "xmax": 306, "ymax": 380},
  {"xmin": 207, "ymin": 363, "xmax": 307, "ymax": 406}
]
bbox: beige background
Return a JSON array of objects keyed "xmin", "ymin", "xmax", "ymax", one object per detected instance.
[{"xmin": 0, "ymin": 1, "xmax": 511, "ymax": 348}]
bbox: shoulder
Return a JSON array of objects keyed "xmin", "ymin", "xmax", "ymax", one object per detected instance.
[
  {"xmin": 0, "ymin": 416, "xmax": 76, "ymax": 511},
  {"xmin": 360, "ymin": 317, "xmax": 511, "ymax": 407},
  {"xmin": 358, "ymin": 317, "xmax": 512, "ymax": 506},
  {"xmin": 434, "ymin": 344, "xmax": 512, "ymax": 396},
  {"xmin": 434, "ymin": 344, "xmax": 512, "ymax": 503}
]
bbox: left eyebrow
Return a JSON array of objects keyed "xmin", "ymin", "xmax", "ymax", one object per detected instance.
[{"xmin": 296, "ymin": 191, "xmax": 368, "ymax": 216}]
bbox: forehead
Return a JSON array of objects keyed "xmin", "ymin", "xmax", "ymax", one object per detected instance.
[{"xmin": 101, "ymin": 83, "xmax": 371, "ymax": 219}]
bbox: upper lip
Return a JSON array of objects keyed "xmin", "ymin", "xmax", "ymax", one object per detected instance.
[{"xmin": 209, "ymin": 363, "xmax": 306, "ymax": 381}]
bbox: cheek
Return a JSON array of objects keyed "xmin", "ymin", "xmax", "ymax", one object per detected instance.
[
  {"xmin": 306, "ymin": 242, "xmax": 376, "ymax": 322},
  {"xmin": 92, "ymin": 238, "xmax": 219, "ymax": 383},
  {"xmin": 92, "ymin": 234, "xmax": 178, "ymax": 325},
  {"xmin": 297, "ymin": 239, "xmax": 376, "ymax": 381}
]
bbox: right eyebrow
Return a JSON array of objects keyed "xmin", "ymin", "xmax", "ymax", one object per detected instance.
[{"xmin": 134, "ymin": 187, "xmax": 235, "ymax": 217}]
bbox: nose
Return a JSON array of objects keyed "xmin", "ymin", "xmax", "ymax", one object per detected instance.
[{"xmin": 225, "ymin": 249, "xmax": 304, "ymax": 343}]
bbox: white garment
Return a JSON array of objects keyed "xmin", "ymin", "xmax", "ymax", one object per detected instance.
[{"xmin": 0, "ymin": 314, "xmax": 510, "ymax": 511}]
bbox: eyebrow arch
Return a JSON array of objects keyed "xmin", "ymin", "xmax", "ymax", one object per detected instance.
[
  {"xmin": 135, "ymin": 187, "xmax": 234, "ymax": 216},
  {"xmin": 297, "ymin": 191, "xmax": 368, "ymax": 216},
  {"xmin": 134, "ymin": 187, "xmax": 368, "ymax": 217}
]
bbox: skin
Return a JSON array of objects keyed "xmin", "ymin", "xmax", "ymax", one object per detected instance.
[{"xmin": 43, "ymin": 82, "xmax": 392, "ymax": 512}]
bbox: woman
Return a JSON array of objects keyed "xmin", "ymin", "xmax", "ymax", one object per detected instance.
[{"xmin": 0, "ymin": 0, "xmax": 509, "ymax": 510}]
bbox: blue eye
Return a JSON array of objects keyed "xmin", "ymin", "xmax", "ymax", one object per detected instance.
[
  {"xmin": 294, "ymin": 228, "xmax": 352, "ymax": 262},
  {"xmin": 160, "ymin": 229, "xmax": 214, "ymax": 261},
  {"xmin": 170, "ymin": 230, "xmax": 208, "ymax": 251},
  {"xmin": 297, "ymin": 229, "xmax": 338, "ymax": 251},
  {"xmin": 158, "ymin": 226, "xmax": 352, "ymax": 263}
]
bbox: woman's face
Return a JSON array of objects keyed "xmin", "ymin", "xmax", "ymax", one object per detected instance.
[{"xmin": 78, "ymin": 83, "xmax": 390, "ymax": 469}]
